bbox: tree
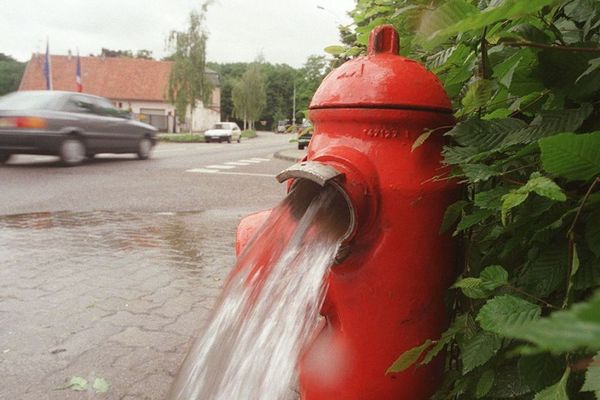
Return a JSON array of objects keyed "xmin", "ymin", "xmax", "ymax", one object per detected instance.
[
  {"xmin": 100, "ymin": 48, "xmax": 133, "ymax": 58},
  {"xmin": 167, "ymin": 2, "xmax": 213, "ymax": 132},
  {"xmin": 98, "ymin": 48, "xmax": 154, "ymax": 59},
  {"xmin": 207, "ymin": 62, "xmax": 247, "ymax": 122},
  {"xmin": 295, "ymin": 55, "xmax": 332, "ymax": 121},
  {"xmin": 0, "ymin": 53, "xmax": 25, "ymax": 95},
  {"xmin": 342, "ymin": 1, "xmax": 600, "ymax": 398},
  {"xmin": 260, "ymin": 63, "xmax": 295, "ymax": 129},
  {"xmin": 232, "ymin": 62, "xmax": 267, "ymax": 130}
]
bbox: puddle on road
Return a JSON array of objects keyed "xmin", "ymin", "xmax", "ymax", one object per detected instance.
[{"xmin": 0, "ymin": 210, "xmax": 239, "ymax": 279}]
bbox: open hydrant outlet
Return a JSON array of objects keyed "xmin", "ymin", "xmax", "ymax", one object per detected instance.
[{"xmin": 278, "ymin": 162, "xmax": 356, "ymax": 262}]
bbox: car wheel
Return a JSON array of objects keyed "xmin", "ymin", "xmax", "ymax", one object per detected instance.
[
  {"xmin": 227, "ymin": 136, "xmax": 232, "ymax": 143},
  {"xmin": 298, "ymin": 143, "xmax": 305, "ymax": 150},
  {"xmin": 0, "ymin": 152, "xmax": 11, "ymax": 164},
  {"xmin": 137, "ymin": 137, "xmax": 153, "ymax": 160},
  {"xmin": 60, "ymin": 137, "xmax": 86, "ymax": 166},
  {"xmin": 237, "ymin": 136, "xmax": 241, "ymax": 143}
]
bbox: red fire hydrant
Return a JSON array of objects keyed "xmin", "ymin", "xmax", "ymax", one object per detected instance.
[{"xmin": 237, "ymin": 25, "xmax": 457, "ymax": 400}]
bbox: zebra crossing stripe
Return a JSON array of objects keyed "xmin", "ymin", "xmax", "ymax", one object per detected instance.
[
  {"xmin": 225, "ymin": 161, "xmax": 250, "ymax": 166},
  {"xmin": 186, "ymin": 168, "xmax": 219, "ymax": 173},
  {"xmin": 206, "ymin": 165, "xmax": 236, "ymax": 169}
]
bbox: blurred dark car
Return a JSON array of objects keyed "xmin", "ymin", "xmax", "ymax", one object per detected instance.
[
  {"xmin": 297, "ymin": 120, "xmax": 313, "ymax": 150},
  {"xmin": 0, "ymin": 90, "xmax": 158, "ymax": 166}
]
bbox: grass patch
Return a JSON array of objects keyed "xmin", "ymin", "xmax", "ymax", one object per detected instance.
[
  {"xmin": 157, "ymin": 133, "xmax": 205, "ymax": 143},
  {"xmin": 241, "ymin": 130, "xmax": 257, "ymax": 138}
]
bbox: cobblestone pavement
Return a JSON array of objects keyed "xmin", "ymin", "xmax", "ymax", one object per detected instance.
[{"xmin": 0, "ymin": 209, "xmax": 245, "ymax": 399}]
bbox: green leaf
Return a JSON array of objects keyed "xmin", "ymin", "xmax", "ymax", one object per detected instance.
[
  {"xmin": 481, "ymin": 265, "xmax": 509, "ymax": 289},
  {"xmin": 501, "ymin": 191, "xmax": 529, "ymax": 224},
  {"xmin": 412, "ymin": 129, "xmax": 433, "ymax": 152},
  {"xmin": 460, "ymin": 331, "xmax": 502, "ymax": 373},
  {"xmin": 93, "ymin": 377, "xmax": 110, "ymax": 393},
  {"xmin": 456, "ymin": 208, "xmax": 495, "ymax": 233},
  {"xmin": 501, "ymin": 173, "xmax": 566, "ymax": 224},
  {"xmin": 68, "ymin": 376, "xmax": 88, "ymax": 391},
  {"xmin": 476, "ymin": 370, "xmax": 495, "ymax": 398},
  {"xmin": 416, "ymin": 0, "xmax": 478, "ymax": 44},
  {"xmin": 498, "ymin": 104, "xmax": 592, "ymax": 148},
  {"xmin": 540, "ymin": 132, "xmax": 600, "ymax": 181},
  {"xmin": 443, "ymin": 117, "xmax": 527, "ymax": 162},
  {"xmin": 461, "ymin": 163, "xmax": 498, "ymax": 183},
  {"xmin": 440, "ymin": 200, "xmax": 469, "ymax": 234},
  {"xmin": 387, "ymin": 339, "xmax": 433, "ymax": 374},
  {"xmin": 454, "ymin": 265, "xmax": 510, "ymax": 298},
  {"xmin": 526, "ymin": 173, "xmax": 568, "ymax": 202},
  {"xmin": 502, "ymin": 291, "xmax": 600, "ymax": 352},
  {"xmin": 533, "ymin": 368, "xmax": 570, "ymax": 400},
  {"xmin": 582, "ymin": 352, "xmax": 600, "ymax": 392},
  {"xmin": 324, "ymin": 45, "xmax": 345, "ymax": 56},
  {"xmin": 461, "ymin": 79, "xmax": 497, "ymax": 114},
  {"xmin": 475, "ymin": 187, "xmax": 510, "ymax": 210},
  {"xmin": 586, "ymin": 209, "xmax": 600, "ymax": 257},
  {"xmin": 421, "ymin": 315, "xmax": 469, "ymax": 365},
  {"xmin": 521, "ymin": 246, "xmax": 568, "ymax": 298},
  {"xmin": 454, "ymin": 277, "xmax": 487, "ymax": 299},
  {"xmin": 477, "ymin": 295, "xmax": 541, "ymax": 336},
  {"xmin": 492, "ymin": 50, "xmax": 528, "ymax": 89},
  {"xmin": 574, "ymin": 257, "xmax": 600, "ymax": 291},
  {"xmin": 577, "ymin": 57, "xmax": 600, "ymax": 83},
  {"xmin": 422, "ymin": 0, "xmax": 559, "ymax": 45},
  {"xmin": 563, "ymin": 244, "xmax": 581, "ymax": 308},
  {"xmin": 519, "ymin": 354, "xmax": 566, "ymax": 393},
  {"xmin": 488, "ymin": 362, "xmax": 536, "ymax": 397}
]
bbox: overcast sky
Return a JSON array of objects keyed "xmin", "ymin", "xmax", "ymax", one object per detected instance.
[{"xmin": 1, "ymin": 0, "xmax": 355, "ymax": 68}]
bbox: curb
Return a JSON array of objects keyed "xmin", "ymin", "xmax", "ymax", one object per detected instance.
[{"xmin": 273, "ymin": 149, "xmax": 306, "ymax": 162}]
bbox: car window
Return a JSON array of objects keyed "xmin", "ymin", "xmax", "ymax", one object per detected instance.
[
  {"xmin": 63, "ymin": 95, "xmax": 96, "ymax": 114},
  {"xmin": 0, "ymin": 91, "xmax": 60, "ymax": 110}
]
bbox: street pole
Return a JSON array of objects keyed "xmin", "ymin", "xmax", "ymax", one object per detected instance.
[{"xmin": 292, "ymin": 81, "xmax": 296, "ymax": 126}]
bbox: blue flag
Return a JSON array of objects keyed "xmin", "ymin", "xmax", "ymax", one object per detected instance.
[{"xmin": 43, "ymin": 39, "xmax": 52, "ymax": 90}]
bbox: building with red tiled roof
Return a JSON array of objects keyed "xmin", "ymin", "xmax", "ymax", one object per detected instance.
[{"xmin": 19, "ymin": 53, "xmax": 221, "ymax": 132}]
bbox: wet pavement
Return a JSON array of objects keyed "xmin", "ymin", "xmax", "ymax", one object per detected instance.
[{"xmin": 0, "ymin": 210, "xmax": 242, "ymax": 399}]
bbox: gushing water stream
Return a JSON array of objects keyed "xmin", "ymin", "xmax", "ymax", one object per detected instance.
[{"xmin": 168, "ymin": 182, "xmax": 351, "ymax": 400}]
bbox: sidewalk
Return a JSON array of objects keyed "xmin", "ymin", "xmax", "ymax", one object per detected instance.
[{"xmin": 273, "ymin": 148, "xmax": 306, "ymax": 162}]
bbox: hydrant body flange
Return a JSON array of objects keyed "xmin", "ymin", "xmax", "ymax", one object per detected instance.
[{"xmin": 236, "ymin": 25, "xmax": 458, "ymax": 400}]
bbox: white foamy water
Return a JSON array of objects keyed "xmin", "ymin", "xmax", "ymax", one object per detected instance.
[{"xmin": 168, "ymin": 183, "xmax": 350, "ymax": 400}]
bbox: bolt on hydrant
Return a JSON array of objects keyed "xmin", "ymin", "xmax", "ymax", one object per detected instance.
[{"xmin": 236, "ymin": 25, "xmax": 458, "ymax": 400}]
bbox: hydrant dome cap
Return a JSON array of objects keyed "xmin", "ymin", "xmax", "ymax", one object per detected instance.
[{"xmin": 310, "ymin": 25, "xmax": 452, "ymax": 113}]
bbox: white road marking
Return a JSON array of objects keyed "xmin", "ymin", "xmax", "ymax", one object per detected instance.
[
  {"xmin": 225, "ymin": 161, "xmax": 250, "ymax": 166},
  {"xmin": 186, "ymin": 168, "xmax": 219, "ymax": 173},
  {"xmin": 206, "ymin": 164, "xmax": 236, "ymax": 169},
  {"xmin": 238, "ymin": 159, "xmax": 263, "ymax": 163},
  {"xmin": 250, "ymin": 157, "xmax": 271, "ymax": 162},
  {"xmin": 186, "ymin": 170, "xmax": 275, "ymax": 178}
]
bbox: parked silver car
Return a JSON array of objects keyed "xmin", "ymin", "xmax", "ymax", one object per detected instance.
[
  {"xmin": 204, "ymin": 122, "xmax": 241, "ymax": 143},
  {"xmin": 0, "ymin": 90, "xmax": 158, "ymax": 166}
]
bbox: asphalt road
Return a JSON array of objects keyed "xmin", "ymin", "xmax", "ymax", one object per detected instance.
[
  {"xmin": 0, "ymin": 131, "xmax": 300, "ymax": 399},
  {"xmin": 0, "ymin": 131, "xmax": 294, "ymax": 215}
]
